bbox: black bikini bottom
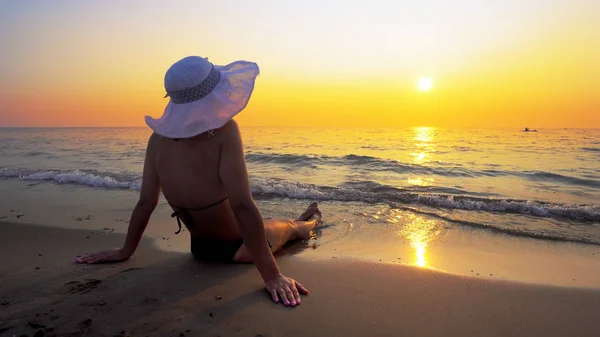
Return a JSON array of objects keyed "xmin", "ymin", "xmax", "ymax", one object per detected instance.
[{"xmin": 190, "ymin": 235, "xmax": 244, "ymax": 263}]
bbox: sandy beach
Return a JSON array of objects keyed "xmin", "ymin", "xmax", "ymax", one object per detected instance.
[
  {"xmin": 2, "ymin": 217, "xmax": 600, "ymax": 337},
  {"xmin": 2, "ymin": 0, "xmax": 600, "ymax": 335},
  {"xmin": 2, "ymin": 177, "xmax": 600, "ymax": 336}
]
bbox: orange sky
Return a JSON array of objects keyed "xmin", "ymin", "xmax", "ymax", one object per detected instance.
[{"xmin": 1, "ymin": 1, "xmax": 599, "ymax": 128}]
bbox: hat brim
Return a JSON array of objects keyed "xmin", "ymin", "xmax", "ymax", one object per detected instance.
[{"xmin": 145, "ymin": 60, "xmax": 259, "ymax": 139}]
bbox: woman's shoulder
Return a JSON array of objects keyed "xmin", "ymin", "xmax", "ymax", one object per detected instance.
[
  {"xmin": 215, "ymin": 120, "xmax": 241, "ymax": 140},
  {"xmin": 220, "ymin": 119, "xmax": 239, "ymax": 133}
]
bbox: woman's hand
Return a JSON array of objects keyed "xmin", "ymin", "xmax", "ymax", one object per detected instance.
[
  {"xmin": 75, "ymin": 248, "xmax": 131, "ymax": 264},
  {"xmin": 265, "ymin": 274, "xmax": 309, "ymax": 307}
]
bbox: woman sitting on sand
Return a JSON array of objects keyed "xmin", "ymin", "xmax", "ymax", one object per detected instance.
[{"xmin": 76, "ymin": 56, "xmax": 321, "ymax": 307}]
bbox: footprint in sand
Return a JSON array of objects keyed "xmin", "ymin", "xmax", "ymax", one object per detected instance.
[
  {"xmin": 142, "ymin": 297, "xmax": 159, "ymax": 305},
  {"xmin": 65, "ymin": 279, "xmax": 101, "ymax": 294},
  {"xmin": 27, "ymin": 320, "xmax": 46, "ymax": 329},
  {"xmin": 71, "ymin": 318, "xmax": 92, "ymax": 336},
  {"xmin": 115, "ymin": 329, "xmax": 131, "ymax": 336},
  {"xmin": 81, "ymin": 300, "xmax": 106, "ymax": 307},
  {"xmin": 0, "ymin": 325, "xmax": 13, "ymax": 334}
]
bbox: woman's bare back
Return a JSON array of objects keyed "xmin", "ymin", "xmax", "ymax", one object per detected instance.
[{"xmin": 152, "ymin": 121, "xmax": 242, "ymax": 239}]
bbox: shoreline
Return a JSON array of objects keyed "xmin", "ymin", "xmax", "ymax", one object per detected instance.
[
  {"xmin": 2, "ymin": 178, "xmax": 600, "ymax": 290},
  {"xmin": 2, "ymin": 220, "xmax": 600, "ymax": 337}
]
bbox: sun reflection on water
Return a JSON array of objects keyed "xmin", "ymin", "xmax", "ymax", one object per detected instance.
[
  {"xmin": 409, "ymin": 127, "xmax": 437, "ymax": 184},
  {"xmin": 415, "ymin": 242, "xmax": 427, "ymax": 267},
  {"xmin": 414, "ymin": 126, "xmax": 434, "ymax": 143},
  {"xmin": 407, "ymin": 177, "xmax": 435, "ymax": 186},
  {"xmin": 399, "ymin": 214, "xmax": 441, "ymax": 268},
  {"xmin": 413, "ymin": 152, "xmax": 427, "ymax": 163}
]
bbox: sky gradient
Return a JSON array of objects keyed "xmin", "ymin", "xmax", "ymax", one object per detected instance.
[{"xmin": 1, "ymin": 0, "xmax": 599, "ymax": 128}]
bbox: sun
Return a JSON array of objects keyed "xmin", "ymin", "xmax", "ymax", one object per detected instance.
[{"xmin": 416, "ymin": 77, "xmax": 434, "ymax": 92}]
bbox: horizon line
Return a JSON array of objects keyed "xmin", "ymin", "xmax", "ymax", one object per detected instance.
[{"xmin": 1, "ymin": 125, "xmax": 599, "ymax": 130}]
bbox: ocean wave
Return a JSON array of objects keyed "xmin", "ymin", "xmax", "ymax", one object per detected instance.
[
  {"xmin": 250, "ymin": 178, "xmax": 600, "ymax": 222},
  {"xmin": 246, "ymin": 152, "xmax": 480, "ymax": 177},
  {"xmin": 2, "ymin": 167, "xmax": 600, "ymax": 245},
  {"xmin": 2, "ymin": 167, "xmax": 599, "ymax": 223},
  {"xmin": 23, "ymin": 151, "xmax": 51, "ymax": 157},
  {"xmin": 245, "ymin": 152, "xmax": 600, "ymax": 188},
  {"xmin": 524, "ymin": 171, "xmax": 600, "ymax": 188},
  {"xmin": 360, "ymin": 145, "xmax": 385, "ymax": 150},
  {"xmin": 581, "ymin": 147, "xmax": 600, "ymax": 153},
  {"xmin": 410, "ymin": 194, "xmax": 600, "ymax": 221},
  {"xmin": 245, "ymin": 153, "xmax": 321, "ymax": 166},
  {"xmin": 0, "ymin": 168, "xmax": 141, "ymax": 191},
  {"xmin": 450, "ymin": 146, "xmax": 476, "ymax": 152},
  {"xmin": 395, "ymin": 206, "xmax": 600, "ymax": 246}
]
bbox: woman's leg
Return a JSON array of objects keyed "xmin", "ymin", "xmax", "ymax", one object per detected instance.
[{"xmin": 233, "ymin": 203, "xmax": 321, "ymax": 263}]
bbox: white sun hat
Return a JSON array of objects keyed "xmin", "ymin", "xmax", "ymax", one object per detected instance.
[{"xmin": 145, "ymin": 56, "xmax": 259, "ymax": 139}]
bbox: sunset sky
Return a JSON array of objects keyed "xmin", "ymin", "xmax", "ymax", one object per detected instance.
[{"xmin": 1, "ymin": 0, "xmax": 598, "ymax": 128}]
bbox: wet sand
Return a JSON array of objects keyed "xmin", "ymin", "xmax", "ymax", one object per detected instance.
[
  {"xmin": 3, "ymin": 178, "xmax": 600, "ymax": 291},
  {"xmin": 1, "ymin": 221, "xmax": 600, "ymax": 337}
]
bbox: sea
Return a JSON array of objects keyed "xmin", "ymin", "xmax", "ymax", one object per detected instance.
[{"xmin": 1, "ymin": 126, "xmax": 599, "ymax": 266}]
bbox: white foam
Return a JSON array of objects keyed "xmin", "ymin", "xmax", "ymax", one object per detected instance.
[
  {"xmin": 14, "ymin": 169, "xmax": 142, "ymax": 191},
  {"xmin": 1, "ymin": 167, "xmax": 598, "ymax": 222},
  {"xmin": 415, "ymin": 195, "xmax": 599, "ymax": 221},
  {"xmin": 250, "ymin": 177, "xmax": 331, "ymax": 199}
]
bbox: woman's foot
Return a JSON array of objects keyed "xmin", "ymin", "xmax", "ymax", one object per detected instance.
[
  {"xmin": 293, "ymin": 202, "xmax": 322, "ymax": 239},
  {"xmin": 296, "ymin": 202, "xmax": 320, "ymax": 221}
]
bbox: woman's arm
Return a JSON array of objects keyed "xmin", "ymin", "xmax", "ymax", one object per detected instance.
[
  {"xmin": 76, "ymin": 134, "xmax": 161, "ymax": 264},
  {"xmin": 218, "ymin": 121, "xmax": 308, "ymax": 306},
  {"xmin": 218, "ymin": 121, "xmax": 279, "ymax": 279},
  {"xmin": 121, "ymin": 134, "xmax": 161, "ymax": 256}
]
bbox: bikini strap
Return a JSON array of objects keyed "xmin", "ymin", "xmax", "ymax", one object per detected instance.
[
  {"xmin": 169, "ymin": 197, "xmax": 229, "ymax": 235},
  {"xmin": 171, "ymin": 210, "xmax": 184, "ymax": 234},
  {"xmin": 188, "ymin": 197, "xmax": 229, "ymax": 211}
]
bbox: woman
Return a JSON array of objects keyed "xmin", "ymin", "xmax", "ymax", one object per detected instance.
[{"xmin": 75, "ymin": 56, "xmax": 320, "ymax": 307}]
